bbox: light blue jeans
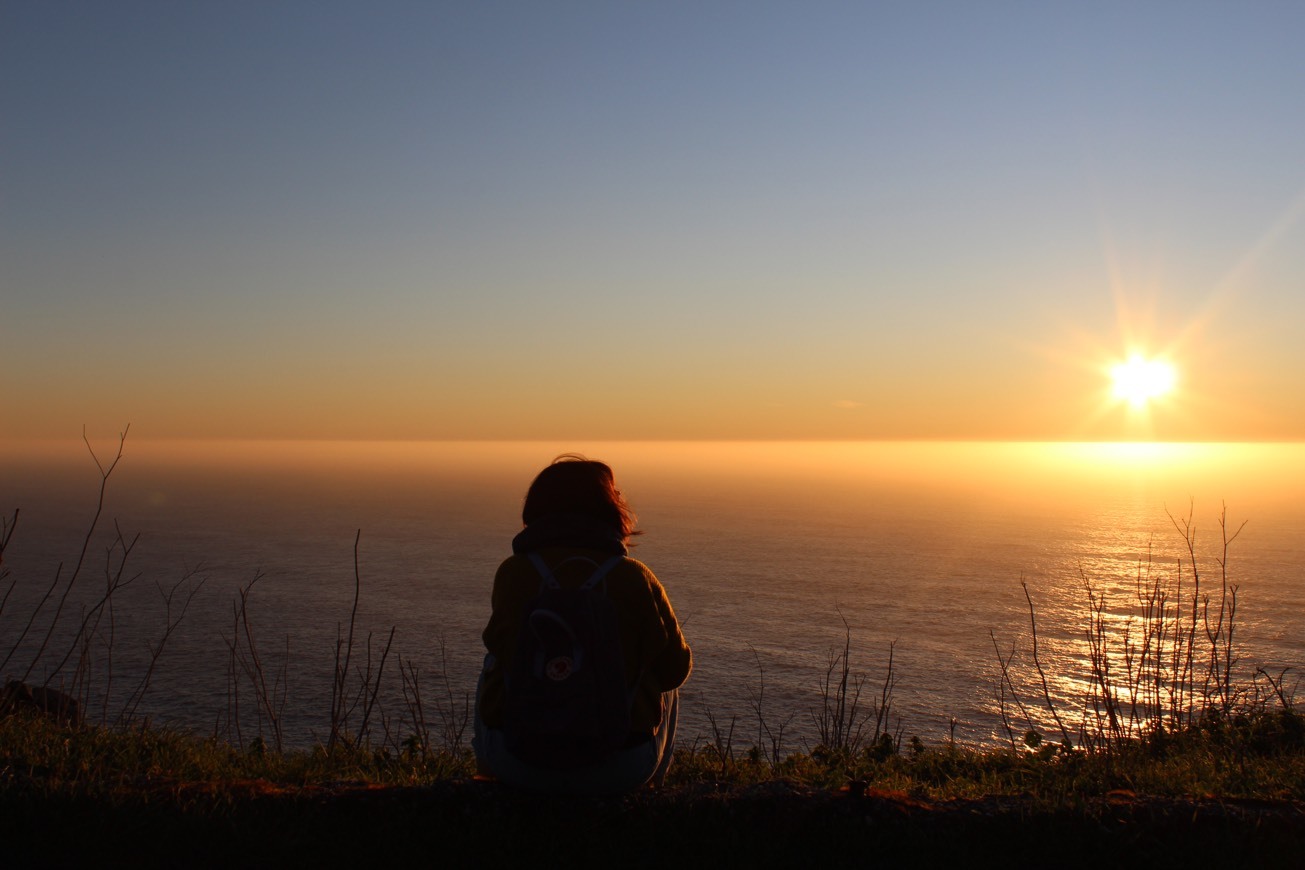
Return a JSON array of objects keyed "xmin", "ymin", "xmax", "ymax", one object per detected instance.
[{"xmin": 472, "ymin": 656, "xmax": 678, "ymax": 795}]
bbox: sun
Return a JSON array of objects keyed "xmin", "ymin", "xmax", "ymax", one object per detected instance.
[{"xmin": 1110, "ymin": 355, "xmax": 1177, "ymax": 408}]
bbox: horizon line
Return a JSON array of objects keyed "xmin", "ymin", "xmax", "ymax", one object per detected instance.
[{"xmin": 4, "ymin": 435, "xmax": 1304, "ymax": 446}]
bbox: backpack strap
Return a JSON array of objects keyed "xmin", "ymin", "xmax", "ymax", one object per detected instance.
[
  {"xmin": 527, "ymin": 552, "xmax": 562, "ymax": 590},
  {"xmin": 527, "ymin": 553, "xmax": 624, "ymax": 593},
  {"xmin": 579, "ymin": 555, "xmax": 623, "ymax": 593}
]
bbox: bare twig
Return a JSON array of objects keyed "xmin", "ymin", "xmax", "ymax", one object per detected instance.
[
  {"xmin": 747, "ymin": 647, "xmax": 794, "ymax": 767},
  {"xmin": 2, "ymin": 428, "xmax": 130, "ymax": 678},
  {"xmin": 1022, "ymin": 579, "xmax": 1073, "ymax": 747},
  {"xmin": 0, "ymin": 508, "xmax": 19, "ymax": 619},
  {"xmin": 117, "ymin": 569, "xmax": 207, "ymax": 727},
  {"xmin": 329, "ymin": 530, "xmax": 365, "ymax": 751},
  {"xmin": 704, "ymin": 706, "xmax": 737, "ymax": 776}
]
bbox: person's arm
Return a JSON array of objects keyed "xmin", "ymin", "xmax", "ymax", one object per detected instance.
[
  {"xmin": 647, "ymin": 576, "xmax": 692, "ymax": 690},
  {"xmin": 478, "ymin": 557, "xmax": 526, "ymax": 729}
]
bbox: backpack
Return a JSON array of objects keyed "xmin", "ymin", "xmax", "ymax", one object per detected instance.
[{"xmin": 502, "ymin": 553, "xmax": 632, "ymax": 768}]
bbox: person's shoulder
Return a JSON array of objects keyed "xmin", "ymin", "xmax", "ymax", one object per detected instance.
[
  {"xmin": 494, "ymin": 554, "xmax": 534, "ymax": 579},
  {"xmin": 616, "ymin": 556, "xmax": 660, "ymax": 584}
]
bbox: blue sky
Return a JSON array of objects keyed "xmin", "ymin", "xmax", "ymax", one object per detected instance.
[{"xmin": 5, "ymin": 1, "xmax": 1304, "ymax": 440}]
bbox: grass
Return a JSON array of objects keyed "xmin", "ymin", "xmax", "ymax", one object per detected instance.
[
  {"xmin": 4, "ymin": 709, "xmax": 1305, "ymax": 868},
  {"xmin": 5, "ymin": 704, "xmax": 1305, "ymax": 801}
]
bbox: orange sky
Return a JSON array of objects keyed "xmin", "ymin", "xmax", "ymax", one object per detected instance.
[{"xmin": 5, "ymin": 4, "xmax": 1305, "ymax": 442}]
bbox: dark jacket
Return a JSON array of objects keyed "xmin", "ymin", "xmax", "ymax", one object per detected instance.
[{"xmin": 480, "ymin": 547, "xmax": 692, "ymax": 734}]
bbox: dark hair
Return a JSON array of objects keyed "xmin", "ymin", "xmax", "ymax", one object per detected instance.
[{"xmin": 522, "ymin": 454, "xmax": 639, "ymax": 543}]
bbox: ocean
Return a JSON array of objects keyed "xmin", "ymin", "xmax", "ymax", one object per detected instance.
[{"xmin": 2, "ymin": 439, "xmax": 1303, "ymax": 751}]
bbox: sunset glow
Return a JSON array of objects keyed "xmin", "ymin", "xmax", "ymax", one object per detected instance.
[{"xmin": 1111, "ymin": 356, "xmax": 1177, "ymax": 408}]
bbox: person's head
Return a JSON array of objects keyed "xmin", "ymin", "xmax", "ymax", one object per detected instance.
[{"xmin": 522, "ymin": 454, "xmax": 639, "ymax": 543}]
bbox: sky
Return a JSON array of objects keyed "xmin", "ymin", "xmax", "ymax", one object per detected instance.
[{"xmin": 4, "ymin": 1, "xmax": 1305, "ymax": 442}]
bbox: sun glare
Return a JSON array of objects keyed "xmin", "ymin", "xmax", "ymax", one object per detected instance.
[{"xmin": 1110, "ymin": 355, "xmax": 1177, "ymax": 407}]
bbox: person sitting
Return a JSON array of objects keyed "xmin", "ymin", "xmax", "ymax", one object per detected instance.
[{"xmin": 472, "ymin": 455, "xmax": 691, "ymax": 794}]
